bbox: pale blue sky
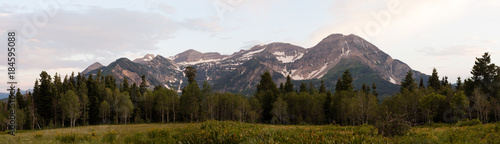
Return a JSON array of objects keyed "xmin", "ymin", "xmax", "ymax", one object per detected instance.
[{"xmin": 1, "ymin": 0, "xmax": 499, "ymax": 92}]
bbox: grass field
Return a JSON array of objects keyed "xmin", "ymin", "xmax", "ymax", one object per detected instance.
[{"xmin": 1, "ymin": 121, "xmax": 499, "ymax": 143}]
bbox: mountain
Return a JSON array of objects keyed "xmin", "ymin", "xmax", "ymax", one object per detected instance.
[{"xmin": 84, "ymin": 34, "xmax": 428, "ymax": 97}]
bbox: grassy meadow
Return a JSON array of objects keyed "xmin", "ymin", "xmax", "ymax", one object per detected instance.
[{"xmin": 1, "ymin": 120, "xmax": 499, "ymax": 143}]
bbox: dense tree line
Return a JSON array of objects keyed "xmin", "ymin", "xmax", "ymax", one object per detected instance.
[{"xmin": 1, "ymin": 52, "xmax": 500, "ymax": 131}]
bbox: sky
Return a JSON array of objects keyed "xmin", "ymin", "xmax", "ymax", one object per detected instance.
[{"xmin": 0, "ymin": 0, "xmax": 499, "ymax": 92}]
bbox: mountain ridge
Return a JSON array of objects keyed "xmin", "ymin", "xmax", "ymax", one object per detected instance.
[{"xmin": 84, "ymin": 33, "xmax": 428, "ymax": 96}]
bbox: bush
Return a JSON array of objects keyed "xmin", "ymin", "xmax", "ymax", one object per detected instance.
[
  {"xmin": 102, "ymin": 130, "xmax": 118, "ymax": 143},
  {"xmin": 34, "ymin": 132, "xmax": 43, "ymax": 138},
  {"xmin": 456, "ymin": 119, "xmax": 481, "ymax": 127},
  {"xmin": 375, "ymin": 113, "xmax": 411, "ymax": 137}
]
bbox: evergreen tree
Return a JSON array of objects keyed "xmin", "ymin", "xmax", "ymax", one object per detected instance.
[
  {"xmin": 16, "ymin": 88, "xmax": 26, "ymax": 109},
  {"xmin": 456, "ymin": 77, "xmax": 463, "ymax": 90},
  {"xmin": 185, "ymin": 66, "xmax": 197, "ymax": 83},
  {"xmin": 121, "ymin": 78, "xmax": 130, "ymax": 92},
  {"xmin": 419, "ymin": 77, "xmax": 425, "ymax": 89},
  {"xmin": 324, "ymin": 91, "xmax": 333, "ymax": 123},
  {"xmin": 319, "ymin": 80, "xmax": 326, "ymax": 94},
  {"xmin": 372, "ymin": 83, "xmax": 379, "ymax": 97},
  {"xmin": 428, "ymin": 68, "xmax": 441, "ymax": 90},
  {"xmin": 400, "ymin": 70, "xmax": 416, "ymax": 92},
  {"xmin": 255, "ymin": 71, "xmax": 278, "ymax": 123},
  {"xmin": 139, "ymin": 75, "xmax": 148, "ymax": 95},
  {"xmin": 336, "ymin": 70, "xmax": 354, "ymax": 92},
  {"xmin": 308, "ymin": 82, "xmax": 315, "ymax": 94},
  {"xmin": 284, "ymin": 75, "xmax": 294, "ymax": 93},
  {"xmin": 180, "ymin": 67, "xmax": 202, "ymax": 122},
  {"xmin": 299, "ymin": 83, "xmax": 307, "ymax": 93},
  {"xmin": 469, "ymin": 52, "xmax": 499, "ymax": 96},
  {"xmin": 35, "ymin": 71, "xmax": 53, "ymax": 126},
  {"xmin": 86, "ymin": 74, "xmax": 100, "ymax": 125}
]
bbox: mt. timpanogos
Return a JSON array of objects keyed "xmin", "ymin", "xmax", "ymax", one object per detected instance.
[{"xmin": 83, "ymin": 34, "xmax": 428, "ymax": 97}]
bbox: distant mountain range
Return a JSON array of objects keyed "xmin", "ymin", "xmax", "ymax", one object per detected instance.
[{"xmin": 83, "ymin": 34, "xmax": 429, "ymax": 98}]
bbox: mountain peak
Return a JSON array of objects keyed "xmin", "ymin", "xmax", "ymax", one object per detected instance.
[
  {"xmin": 82, "ymin": 62, "xmax": 104, "ymax": 74},
  {"xmin": 172, "ymin": 49, "xmax": 225, "ymax": 65},
  {"xmin": 133, "ymin": 54, "xmax": 157, "ymax": 64}
]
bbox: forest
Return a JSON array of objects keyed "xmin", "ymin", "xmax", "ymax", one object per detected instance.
[{"xmin": 1, "ymin": 52, "xmax": 500, "ymax": 136}]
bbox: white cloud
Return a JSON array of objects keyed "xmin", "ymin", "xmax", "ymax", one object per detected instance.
[{"xmin": 308, "ymin": 0, "xmax": 471, "ymax": 47}]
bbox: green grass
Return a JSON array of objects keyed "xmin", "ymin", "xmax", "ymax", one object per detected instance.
[{"xmin": 1, "ymin": 121, "xmax": 499, "ymax": 143}]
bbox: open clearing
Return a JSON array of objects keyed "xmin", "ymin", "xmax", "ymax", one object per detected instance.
[{"xmin": 1, "ymin": 121, "xmax": 499, "ymax": 143}]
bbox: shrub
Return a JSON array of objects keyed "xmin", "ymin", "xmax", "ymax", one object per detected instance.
[
  {"xmin": 456, "ymin": 119, "xmax": 481, "ymax": 127},
  {"xmin": 375, "ymin": 113, "xmax": 411, "ymax": 137},
  {"xmin": 34, "ymin": 132, "xmax": 43, "ymax": 138},
  {"xmin": 55, "ymin": 133, "xmax": 78, "ymax": 143},
  {"xmin": 102, "ymin": 130, "xmax": 118, "ymax": 143}
]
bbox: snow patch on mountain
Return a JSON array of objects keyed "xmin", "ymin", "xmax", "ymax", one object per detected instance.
[
  {"xmin": 309, "ymin": 64, "xmax": 329, "ymax": 79},
  {"xmin": 389, "ymin": 77, "xmax": 397, "ymax": 84},
  {"xmin": 178, "ymin": 58, "xmax": 223, "ymax": 65},
  {"xmin": 238, "ymin": 47, "xmax": 266, "ymax": 61},
  {"xmin": 273, "ymin": 51, "xmax": 304, "ymax": 63}
]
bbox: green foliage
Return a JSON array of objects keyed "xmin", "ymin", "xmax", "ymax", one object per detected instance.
[
  {"xmin": 420, "ymin": 93, "xmax": 446, "ymax": 123},
  {"xmin": 401, "ymin": 70, "xmax": 417, "ymax": 92},
  {"xmin": 102, "ymin": 130, "xmax": 118, "ymax": 143},
  {"xmin": 428, "ymin": 68, "xmax": 441, "ymax": 90},
  {"xmin": 375, "ymin": 110, "xmax": 411, "ymax": 137},
  {"xmin": 456, "ymin": 119, "xmax": 482, "ymax": 127}
]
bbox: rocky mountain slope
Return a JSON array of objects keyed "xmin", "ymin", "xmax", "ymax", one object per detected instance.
[{"xmin": 84, "ymin": 34, "xmax": 428, "ymax": 97}]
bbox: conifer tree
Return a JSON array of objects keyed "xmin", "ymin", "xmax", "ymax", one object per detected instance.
[
  {"xmin": 428, "ymin": 68, "xmax": 441, "ymax": 90},
  {"xmin": 284, "ymin": 75, "xmax": 294, "ymax": 93},
  {"xmin": 319, "ymin": 80, "xmax": 326, "ymax": 94},
  {"xmin": 400, "ymin": 70, "xmax": 417, "ymax": 92}
]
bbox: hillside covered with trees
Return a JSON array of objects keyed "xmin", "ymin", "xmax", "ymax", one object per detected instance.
[{"xmin": 1, "ymin": 52, "xmax": 500, "ymax": 136}]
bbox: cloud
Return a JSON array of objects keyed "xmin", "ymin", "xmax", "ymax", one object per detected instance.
[
  {"xmin": 418, "ymin": 45, "xmax": 490, "ymax": 58},
  {"xmin": 0, "ymin": 4, "xmax": 234, "ymax": 92},
  {"xmin": 308, "ymin": 0, "xmax": 471, "ymax": 47},
  {"xmin": 183, "ymin": 17, "xmax": 225, "ymax": 35}
]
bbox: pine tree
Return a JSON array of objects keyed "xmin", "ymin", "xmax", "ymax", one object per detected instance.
[
  {"xmin": 456, "ymin": 77, "xmax": 463, "ymax": 90},
  {"xmin": 16, "ymin": 88, "xmax": 26, "ymax": 109},
  {"xmin": 284, "ymin": 75, "xmax": 294, "ymax": 93},
  {"xmin": 428, "ymin": 68, "xmax": 441, "ymax": 90},
  {"xmin": 371, "ymin": 83, "xmax": 378, "ymax": 97},
  {"xmin": 419, "ymin": 77, "xmax": 425, "ymax": 89},
  {"xmin": 335, "ymin": 70, "xmax": 354, "ymax": 92},
  {"xmin": 121, "ymin": 78, "xmax": 130, "ymax": 92},
  {"xmin": 308, "ymin": 82, "xmax": 315, "ymax": 94},
  {"xmin": 469, "ymin": 52, "xmax": 499, "ymax": 96},
  {"xmin": 180, "ymin": 67, "xmax": 202, "ymax": 122},
  {"xmin": 400, "ymin": 70, "xmax": 416, "ymax": 92},
  {"xmin": 35, "ymin": 71, "xmax": 53, "ymax": 126},
  {"xmin": 299, "ymin": 83, "xmax": 307, "ymax": 94},
  {"xmin": 185, "ymin": 66, "xmax": 197, "ymax": 83},
  {"xmin": 255, "ymin": 71, "xmax": 278, "ymax": 123},
  {"xmin": 139, "ymin": 75, "xmax": 148, "ymax": 95},
  {"xmin": 319, "ymin": 80, "xmax": 326, "ymax": 94}
]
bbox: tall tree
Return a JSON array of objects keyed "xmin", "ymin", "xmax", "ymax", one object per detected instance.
[
  {"xmin": 271, "ymin": 97, "xmax": 288, "ymax": 124},
  {"xmin": 139, "ymin": 75, "xmax": 148, "ymax": 95},
  {"xmin": 319, "ymin": 80, "xmax": 326, "ymax": 94},
  {"xmin": 284, "ymin": 75, "xmax": 294, "ymax": 93},
  {"xmin": 60, "ymin": 90, "xmax": 80, "ymax": 127},
  {"xmin": 100, "ymin": 100, "xmax": 110, "ymax": 124},
  {"xmin": 456, "ymin": 77, "xmax": 463, "ymax": 90},
  {"xmin": 336, "ymin": 70, "xmax": 354, "ymax": 92},
  {"xmin": 255, "ymin": 71, "xmax": 279, "ymax": 123},
  {"xmin": 400, "ymin": 70, "xmax": 417, "ymax": 92},
  {"xmin": 469, "ymin": 52, "xmax": 499, "ymax": 96},
  {"xmin": 35, "ymin": 71, "xmax": 53, "ymax": 126},
  {"xmin": 428, "ymin": 68, "xmax": 441, "ymax": 91},
  {"xmin": 419, "ymin": 77, "xmax": 425, "ymax": 89},
  {"xmin": 180, "ymin": 66, "xmax": 201, "ymax": 122},
  {"xmin": 185, "ymin": 66, "xmax": 197, "ymax": 83}
]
